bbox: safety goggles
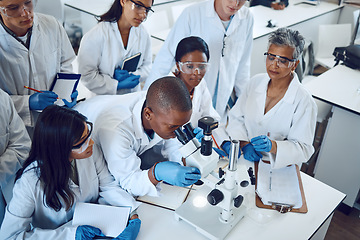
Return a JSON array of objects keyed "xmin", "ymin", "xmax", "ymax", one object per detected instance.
[
  {"xmin": 178, "ymin": 62, "xmax": 210, "ymax": 75},
  {"xmin": 264, "ymin": 52, "xmax": 296, "ymax": 68},
  {"xmin": 72, "ymin": 122, "xmax": 93, "ymax": 154},
  {"xmin": 0, "ymin": 0, "xmax": 35, "ymax": 18},
  {"xmin": 129, "ymin": 0, "xmax": 154, "ymax": 19}
]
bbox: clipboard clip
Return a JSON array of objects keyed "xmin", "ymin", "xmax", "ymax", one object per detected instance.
[{"xmin": 269, "ymin": 202, "xmax": 294, "ymax": 213}]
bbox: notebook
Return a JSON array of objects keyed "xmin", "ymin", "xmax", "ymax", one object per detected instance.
[
  {"xmin": 121, "ymin": 53, "xmax": 141, "ymax": 72},
  {"xmin": 50, "ymin": 73, "xmax": 81, "ymax": 105}
]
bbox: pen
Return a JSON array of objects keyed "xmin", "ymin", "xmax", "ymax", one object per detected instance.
[
  {"xmin": 267, "ymin": 132, "xmax": 272, "ymax": 191},
  {"xmin": 24, "ymin": 86, "xmax": 60, "ymax": 99},
  {"xmin": 269, "ymin": 170, "xmax": 272, "ymax": 191},
  {"xmin": 24, "ymin": 85, "xmax": 42, "ymax": 93}
]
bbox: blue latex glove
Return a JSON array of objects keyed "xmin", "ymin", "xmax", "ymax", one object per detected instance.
[
  {"xmin": 117, "ymin": 74, "xmax": 140, "ymax": 90},
  {"xmin": 63, "ymin": 90, "xmax": 78, "ymax": 108},
  {"xmin": 213, "ymin": 147, "xmax": 227, "ymax": 157},
  {"xmin": 75, "ymin": 225, "xmax": 105, "ymax": 240},
  {"xmin": 242, "ymin": 143, "xmax": 262, "ymax": 162},
  {"xmin": 251, "ymin": 135, "xmax": 272, "ymax": 152},
  {"xmin": 193, "ymin": 127, "xmax": 204, "ymax": 143},
  {"xmin": 113, "ymin": 218, "xmax": 141, "ymax": 240},
  {"xmin": 154, "ymin": 161, "xmax": 201, "ymax": 187},
  {"xmin": 114, "ymin": 68, "xmax": 130, "ymax": 82},
  {"xmin": 213, "ymin": 141, "xmax": 241, "ymax": 158},
  {"xmin": 29, "ymin": 91, "xmax": 58, "ymax": 110}
]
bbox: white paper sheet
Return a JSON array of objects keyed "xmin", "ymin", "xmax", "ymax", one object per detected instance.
[
  {"xmin": 72, "ymin": 202, "xmax": 130, "ymax": 238},
  {"xmin": 256, "ymin": 160, "xmax": 302, "ymax": 208},
  {"xmin": 52, "ymin": 78, "xmax": 78, "ymax": 106}
]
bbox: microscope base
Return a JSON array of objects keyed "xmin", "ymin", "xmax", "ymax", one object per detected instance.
[{"xmin": 174, "ymin": 185, "xmax": 246, "ymax": 240}]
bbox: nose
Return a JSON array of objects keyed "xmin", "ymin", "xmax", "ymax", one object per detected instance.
[
  {"xmin": 193, "ymin": 68, "xmax": 200, "ymax": 75},
  {"xmin": 89, "ymin": 138, "xmax": 95, "ymax": 147},
  {"xmin": 20, "ymin": 6, "xmax": 30, "ymax": 17}
]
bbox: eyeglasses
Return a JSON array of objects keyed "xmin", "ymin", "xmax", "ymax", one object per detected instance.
[
  {"xmin": 0, "ymin": 0, "xmax": 34, "ymax": 18},
  {"xmin": 72, "ymin": 122, "xmax": 93, "ymax": 154},
  {"xmin": 129, "ymin": 0, "xmax": 154, "ymax": 19},
  {"xmin": 264, "ymin": 52, "xmax": 296, "ymax": 68},
  {"xmin": 178, "ymin": 62, "xmax": 210, "ymax": 75}
]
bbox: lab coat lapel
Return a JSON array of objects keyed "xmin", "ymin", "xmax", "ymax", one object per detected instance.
[
  {"xmin": 253, "ymin": 77, "xmax": 270, "ymax": 123},
  {"xmin": 205, "ymin": 0, "xmax": 225, "ymax": 33},
  {"xmin": 0, "ymin": 24, "xmax": 27, "ymax": 53},
  {"xmin": 29, "ymin": 15, "xmax": 40, "ymax": 52}
]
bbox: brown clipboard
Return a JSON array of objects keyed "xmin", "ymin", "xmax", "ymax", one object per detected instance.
[{"xmin": 254, "ymin": 161, "xmax": 308, "ymax": 213}]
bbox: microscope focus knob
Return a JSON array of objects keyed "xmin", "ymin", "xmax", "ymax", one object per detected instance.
[
  {"xmin": 207, "ymin": 189, "xmax": 224, "ymax": 206},
  {"xmin": 234, "ymin": 195, "xmax": 244, "ymax": 208}
]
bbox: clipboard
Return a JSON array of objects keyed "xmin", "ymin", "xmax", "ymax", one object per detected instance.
[
  {"xmin": 50, "ymin": 73, "xmax": 81, "ymax": 102},
  {"xmin": 254, "ymin": 161, "xmax": 308, "ymax": 213},
  {"xmin": 121, "ymin": 53, "xmax": 141, "ymax": 72}
]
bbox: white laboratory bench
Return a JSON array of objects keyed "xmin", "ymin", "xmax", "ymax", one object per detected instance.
[
  {"xmin": 303, "ymin": 65, "xmax": 360, "ymax": 209},
  {"xmin": 135, "ymin": 158, "xmax": 345, "ymax": 240}
]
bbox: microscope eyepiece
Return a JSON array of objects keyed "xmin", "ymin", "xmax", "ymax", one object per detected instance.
[{"xmin": 174, "ymin": 127, "xmax": 189, "ymax": 145}]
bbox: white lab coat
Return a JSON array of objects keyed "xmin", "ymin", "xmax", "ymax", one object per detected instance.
[
  {"xmin": 227, "ymin": 73, "xmax": 317, "ymax": 169},
  {"xmin": 0, "ymin": 89, "xmax": 30, "ymax": 224},
  {"xmin": 144, "ymin": 0, "xmax": 254, "ymax": 123},
  {"xmin": 0, "ymin": 144, "xmax": 140, "ymax": 240},
  {"xmin": 77, "ymin": 21, "xmax": 152, "ymax": 95},
  {"xmin": 0, "ymin": 13, "xmax": 75, "ymax": 126},
  {"xmin": 75, "ymin": 92, "xmax": 180, "ymax": 197}
]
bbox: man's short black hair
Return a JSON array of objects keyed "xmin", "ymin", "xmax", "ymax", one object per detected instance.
[{"xmin": 146, "ymin": 76, "xmax": 192, "ymax": 112}]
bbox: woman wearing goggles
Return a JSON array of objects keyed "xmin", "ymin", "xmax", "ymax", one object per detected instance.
[
  {"xmin": 0, "ymin": 105, "xmax": 141, "ymax": 239},
  {"xmin": 173, "ymin": 37, "xmax": 223, "ymax": 146}
]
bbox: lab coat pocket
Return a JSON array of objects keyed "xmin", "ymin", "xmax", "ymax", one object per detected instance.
[{"xmin": 0, "ymin": 133, "xmax": 9, "ymax": 155}]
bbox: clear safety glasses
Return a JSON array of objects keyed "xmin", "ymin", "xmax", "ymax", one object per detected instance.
[
  {"xmin": 129, "ymin": 0, "xmax": 154, "ymax": 19},
  {"xmin": 72, "ymin": 122, "xmax": 93, "ymax": 154},
  {"xmin": 178, "ymin": 62, "xmax": 210, "ymax": 75},
  {"xmin": 0, "ymin": 0, "xmax": 34, "ymax": 18},
  {"xmin": 264, "ymin": 52, "xmax": 296, "ymax": 68}
]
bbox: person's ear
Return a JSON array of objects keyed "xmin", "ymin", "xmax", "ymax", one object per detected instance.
[
  {"xmin": 120, "ymin": 0, "xmax": 126, "ymax": 7},
  {"xmin": 292, "ymin": 60, "xmax": 300, "ymax": 72},
  {"xmin": 143, "ymin": 107, "xmax": 153, "ymax": 121}
]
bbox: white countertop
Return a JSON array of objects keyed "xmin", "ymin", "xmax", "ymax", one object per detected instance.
[
  {"xmin": 136, "ymin": 158, "xmax": 345, "ymax": 240},
  {"xmin": 303, "ymin": 65, "xmax": 360, "ymax": 114}
]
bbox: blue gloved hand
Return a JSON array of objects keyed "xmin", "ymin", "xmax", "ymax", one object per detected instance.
[
  {"xmin": 113, "ymin": 218, "xmax": 141, "ymax": 240},
  {"xmin": 193, "ymin": 127, "xmax": 204, "ymax": 143},
  {"xmin": 154, "ymin": 161, "xmax": 201, "ymax": 187},
  {"xmin": 117, "ymin": 74, "xmax": 140, "ymax": 90},
  {"xmin": 213, "ymin": 147, "xmax": 228, "ymax": 157},
  {"xmin": 75, "ymin": 225, "xmax": 105, "ymax": 240},
  {"xmin": 242, "ymin": 143, "xmax": 262, "ymax": 162},
  {"xmin": 114, "ymin": 68, "xmax": 130, "ymax": 82},
  {"xmin": 29, "ymin": 91, "xmax": 58, "ymax": 110},
  {"xmin": 250, "ymin": 135, "xmax": 272, "ymax": 152},
  {"xmin": 214, "ymin": 141, "xmax": 241, "ymax": 158},
  {"xmin": 63, "ymin": 90, "xmax": 78, "ymax": 108}
]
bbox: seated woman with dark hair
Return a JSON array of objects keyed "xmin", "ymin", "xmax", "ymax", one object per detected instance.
[
  {"xmin": 0, "ymin": 105, "xmax": 141, "ymax": 240},
  {"xmin": 226, "ymin": 28, "xmax": 317, "ymax": 169}
]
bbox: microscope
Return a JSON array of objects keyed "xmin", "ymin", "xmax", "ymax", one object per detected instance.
[{"xmin": 174, "ymin": 117, "xmax": 247, "ymax": 240}]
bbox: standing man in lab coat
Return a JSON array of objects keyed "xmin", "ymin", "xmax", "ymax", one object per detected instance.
[
  {"xmin": 0, "ymin": 0, "xmax": 76, "ymax": 128},
  {"xmin": 75, "ymin": 77, "xmax": 201, "ymax": 197},
  {"xmin": 0, "ymin": 88, "xmax": 30, "ymax": 224},
  {"xmin": 144, "ymin": 0, "xmax": 254, "ymax": 124}
]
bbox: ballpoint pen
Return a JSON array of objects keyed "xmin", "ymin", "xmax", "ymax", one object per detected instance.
[{"xmin": 269, "ymin": 169, "xmax": 272, "ymax": 191}]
